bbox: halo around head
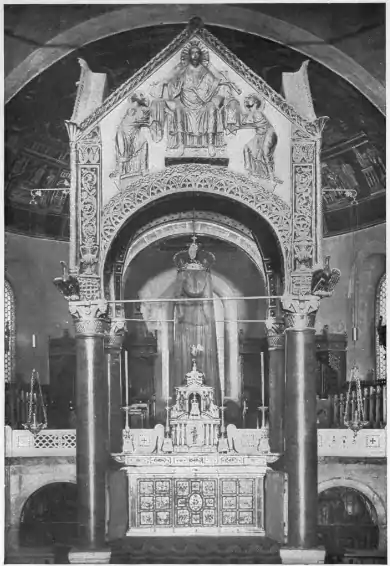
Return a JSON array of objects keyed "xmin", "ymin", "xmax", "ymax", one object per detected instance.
[{"xmin": 181, "ymin": 40, "xmax": 210, "ymax": 67}]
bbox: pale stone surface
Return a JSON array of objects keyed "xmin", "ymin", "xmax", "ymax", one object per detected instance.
[
  {"xmin": 280, "ymin": 547, "xmax": 326, "ymax": 564},
  {"xmin": 68, "ymin": 550, "xmax": 111, "ymax": 564}
]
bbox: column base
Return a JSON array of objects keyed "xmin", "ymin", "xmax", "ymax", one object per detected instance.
[
  {"xmin": 280, "ymin": 547, "xmax": 325, "ymax": 565},
  {"xmin": 68, "ymin": 549, "xmax": 111, "ymax": 564}
]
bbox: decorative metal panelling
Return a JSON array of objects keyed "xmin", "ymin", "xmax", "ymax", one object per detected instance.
[
  {"xmin": 138, "ymin": 479, "xmax": 173, "ymax": 528},
  {"xmin": 220, "ymin": 478, "xmax": 256, "ymax": 527},
  {"xmin": 175, "ymin": 479, "xmax": 217, "ymax": 528}
]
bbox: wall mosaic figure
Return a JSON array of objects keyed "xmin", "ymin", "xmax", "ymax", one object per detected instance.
[
  {"xmin": 150, "ymin": 41, "xmax": 241, "ymax": 156},
  {"xmin": 112, "ymin": 93, "xmax": 150, "ymax": 179}
]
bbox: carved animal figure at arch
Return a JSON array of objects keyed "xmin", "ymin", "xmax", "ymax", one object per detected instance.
[
  {"xmin": 311, "ymin": 256, "xmax": 340, "ymax": 297},
  {"xmin": 53, "ymin": 261, "xmax": 80, "ymax": 301}
]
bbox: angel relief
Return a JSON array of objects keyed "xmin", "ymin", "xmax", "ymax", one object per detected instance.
[
  {"xmin": 111, "ymin": 93, "xmax": 150, "ymax": 179},
  {"xmin": 229, "ymin": 94, "xmax": 282, "ymax": 185},
  {"xmin": 149, "ymin": 41, "xmax": 241, "ymax": 157}
]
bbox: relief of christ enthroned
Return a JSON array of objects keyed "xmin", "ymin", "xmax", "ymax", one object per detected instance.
[{"xmin": 149, "ymin": 41, "xmax": 242, "ymax": 156}]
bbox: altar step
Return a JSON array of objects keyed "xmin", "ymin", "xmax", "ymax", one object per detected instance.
[{"xmin": 110, "ymin": 536, "xmax": 282, "ymax": 564}]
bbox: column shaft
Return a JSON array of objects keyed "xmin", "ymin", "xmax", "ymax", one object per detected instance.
[
  {"xmin": 106, "ymin": 347, "xmax": 123, "ymax": 453},
  {"xmin": 75, "ymin": 333, "xmax": 108, "ymax": 550},
  {"xmin": 284, "ymin": 327, "xmax": 318, "ymax": 548},
  {"xmin": 268, "ymin": 343, "xmax": 285, "ymax": 454}
]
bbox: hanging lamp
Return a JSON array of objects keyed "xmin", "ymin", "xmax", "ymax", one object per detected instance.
[{"xmin": 23, "ymin": 368, "xmax": 48, "ymax": 435}]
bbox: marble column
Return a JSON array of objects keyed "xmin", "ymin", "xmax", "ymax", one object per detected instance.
[
  {"xmin": 105, "ymin": 320, "xmax": 126, "ymax": 454},
  {"xmin": 282, "ymin": 296, "xmax": 320, "ymax": 550},
  {"xmin": 266, "ymin": 319, "xmax": 285, "ymax": 454},
  {"xmin": 68, "ymin": 302, "xmax": 111, "ymax": 564}
]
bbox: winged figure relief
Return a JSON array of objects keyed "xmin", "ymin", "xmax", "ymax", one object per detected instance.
[
  {"xmin": 53, "ymin": 261, "xmax": 80, "ymax": 301},
  {"xmin": 311, "ymin": 256, "xmax": 340, "ymax": 297}
]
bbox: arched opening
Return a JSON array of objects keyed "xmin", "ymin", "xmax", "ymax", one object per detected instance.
[
  {"xmin": 122, "ymin": 232, "xmax": 268, "ymax": 426},
  {"xmin": 19, "ymin": 482, "xmax": 78, "ymax": 553},
  {"xmin": 317, "ymin": 487, "xmax": 379, "ymax": 557}
]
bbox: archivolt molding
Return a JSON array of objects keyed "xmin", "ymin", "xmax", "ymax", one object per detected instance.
[
  {"xmin": 131, "ymin": 211, "xmax": 253, "ymax": 241},
  {"xmin": 101, "ymin": 164, "xmax": 291, "ymax": 268},
  {"xmin": 121, "ymin": 219, "xmax": 267, "ymax": 283}
]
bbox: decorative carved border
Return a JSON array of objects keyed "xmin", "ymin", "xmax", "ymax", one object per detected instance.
[
  {"xmin": 101, "ymin": 164, "xmax": 291, "ymax": 274},
  {"xmin": 78, "ymin": 24, "xmax": 315, "ymax": 137},
  {"xmin": 77, "ymin": 127, "xmax": 102, "ymax": 300},
  {"xmin": 291, "ymin": 134, "xmax": 318, "ymax": 295}
]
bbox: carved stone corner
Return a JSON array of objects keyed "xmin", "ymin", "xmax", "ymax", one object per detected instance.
[
  {"xmin": 68, "ymin": 300, "xmax": 109, "ymax": 336},
  {"xmin": 282, "ymin": 294, "xmax": 320, "ymax": 330},
  {"xmin": 68, "ymin": 549, "xmax": 111, "ymax": 564},
  {"xmin": 105, "ymin": 319, "xmax": 127, "ymax": 349}
]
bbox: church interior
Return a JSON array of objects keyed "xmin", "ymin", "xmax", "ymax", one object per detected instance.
[{"xmin": 4, "ymin": 4, "xmax": 387, "ymax": 565}]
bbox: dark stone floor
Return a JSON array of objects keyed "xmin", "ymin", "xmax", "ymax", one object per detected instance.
[{"xmin": 109, "ymin": 536, "xmax": 282, "ymax": 564}]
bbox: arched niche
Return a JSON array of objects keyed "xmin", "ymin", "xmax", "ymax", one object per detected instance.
[
  {"xmin": 318, "ymin": 478, "xmax": 387, "ymax": 551},
  {"xmin": 122, "ymin": 233, "xmax": 266, "ymax": 415}
]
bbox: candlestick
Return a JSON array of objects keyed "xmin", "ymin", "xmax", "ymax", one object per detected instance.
[
  {"xmin": 260, "ymin": 351, "xmax": 265, "ymax": 406},
  {"xmin": 32, "ymin": 334, "xmax": 36, "ymax": 349}
]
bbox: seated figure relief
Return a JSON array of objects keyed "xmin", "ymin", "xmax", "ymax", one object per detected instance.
[{"xmin": 149, "ymin": 41, "xmax": 241, "ymax": 157}]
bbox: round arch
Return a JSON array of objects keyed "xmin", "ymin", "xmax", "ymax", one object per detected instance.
[
  {"xmin": 5, "ymin": 5, "xmax": 385, "ymax": 114},
  {"xmin": 122, "ymin": 219, "xmax": 267, "ymax": 286},
  {"xmin": 19, "ymin": 481, "xmax": 78, "ymax": 549},
  {"xmin": 318, "ymin": 478, "xmax": 387, "ymax": 550},
  {"xmin": 102, "ymin": 164, "xmax": 290, "ymax": 283}
]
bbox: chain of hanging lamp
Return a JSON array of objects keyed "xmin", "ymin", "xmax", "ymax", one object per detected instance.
[{"xmin": 343, "ymin": 198, "xmax": 367, "ymax": 437}]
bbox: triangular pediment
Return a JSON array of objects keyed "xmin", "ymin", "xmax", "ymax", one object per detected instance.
[
  {"xmin": 77, "ymin": 21, "xmax": 312, "ymax": 134},
  {"xmin": 72, "ymin": 20, "xmax": 323, "ymax": 209}
]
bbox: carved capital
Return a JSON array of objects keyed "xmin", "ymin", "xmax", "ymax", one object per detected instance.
[
  {"xmin": 69, "ymin": 300, "xmax": 109, "ymax": 336},
  {"xmin": 282, "ymin": 294, "xmax": 320, "ymax": 330},
  {"xmin": 265, "ymin": 317, "xmax": 285, "ymax": 349},
  {"xmin": 105, "ymin": 319, "xmax": 126, "ymax": 349}
]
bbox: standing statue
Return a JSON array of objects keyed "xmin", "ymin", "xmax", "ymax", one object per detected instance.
[
  {"xmin": 111, "ymin": 93, "xmax": 150, "ymax": 179},
  {"xmin": 169, "ymin": 236, "xmax": 221, "ymax": 405},
  {"xmin": 236, "ymin": 94, "xmax": 282, "ymax": 184},
  {"xmin": 150, "ymin": 41, "xmax": 241, "ymax": 157}
]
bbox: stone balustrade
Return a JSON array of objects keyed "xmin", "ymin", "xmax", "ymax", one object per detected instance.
[{"xmin": 5, "ymin": 426, "xmax": 386, "ymax": 459}]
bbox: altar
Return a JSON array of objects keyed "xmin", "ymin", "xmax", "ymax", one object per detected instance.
[{"xmin": 111, "ymin": 358, "xmax": 287, "ymax": 539}]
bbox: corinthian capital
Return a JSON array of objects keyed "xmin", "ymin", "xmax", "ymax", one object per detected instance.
[
  {"xmin": 69, "ymin": 300, "xmax": 109, "ymax": 336},
  {"xmin": 282, "ymin": 294, "xmax": 320, "ymax": 330},
  {"xmin": 105, "ymin": 318, "xmax": 126, "ymax": 349}
]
